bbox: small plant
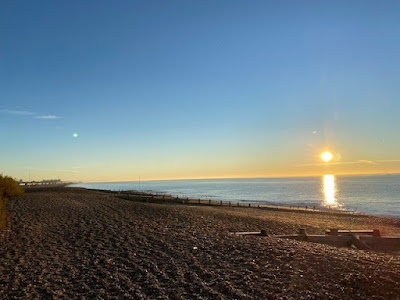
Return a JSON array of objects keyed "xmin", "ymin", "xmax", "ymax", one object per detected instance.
[
  {"xmin": 0, "ymin": 174, "xmax": 24, "ymax": 199},
  {"xmin": 0, "ymin": 175, "xmax": 23, "ymax": 231}
]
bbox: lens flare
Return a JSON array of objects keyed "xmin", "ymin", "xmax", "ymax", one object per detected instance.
[{"xmin": 73, "ymin": 133, "xmax": 78, "ymax": 138}]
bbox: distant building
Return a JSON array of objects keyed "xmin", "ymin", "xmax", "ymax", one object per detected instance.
[
  {"xmin": 19, "ymin": 179, "xmax": 62, "ymax": 186},
  {"xmin": 42, "ymin": 179, "xmax": 61, "ymax": 185}
]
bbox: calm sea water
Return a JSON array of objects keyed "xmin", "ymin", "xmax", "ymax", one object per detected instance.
[{"xmin": 68, "ymin": 174, "xmax": 400, "ymax": 218}]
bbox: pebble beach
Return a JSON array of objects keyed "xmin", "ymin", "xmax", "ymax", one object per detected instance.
[{"xmin": 1, "ymin": 186, "xmax": 400, "ymax": 299}]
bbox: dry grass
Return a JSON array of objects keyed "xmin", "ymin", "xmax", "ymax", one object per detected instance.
[
  {"xmin": 0, "ymin": 175, "xmax": 24, "ymax": 232},
  {"xmin": 0, "ymin": 175, "xmax": 23, "ymax": 199}
]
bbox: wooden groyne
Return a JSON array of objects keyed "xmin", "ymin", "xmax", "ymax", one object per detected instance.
[
  {"xmin": 232, "ymin": 228, "xmax": 400, "ymax": 251},
  {"xmin": 90, "ymin": 189, "xmax": 362, "ymax": 217}
]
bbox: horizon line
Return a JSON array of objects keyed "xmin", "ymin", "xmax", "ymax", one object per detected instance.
[{"xmin": 67, "ymin": 172, "xmax": 400, "ymax": 184}]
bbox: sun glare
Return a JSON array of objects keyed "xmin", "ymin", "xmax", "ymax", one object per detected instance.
[
  {"xmin": 321, "ymin": 151, "xmax": 333, "ymax": 162},
  {"xmin": 322, "ymin": 174, "xmax": 338, "ymax": 207}
]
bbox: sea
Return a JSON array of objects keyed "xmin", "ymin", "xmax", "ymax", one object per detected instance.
[{"xmin": 68, "ymin": 174, "xmax": 400, "ymax": 218}]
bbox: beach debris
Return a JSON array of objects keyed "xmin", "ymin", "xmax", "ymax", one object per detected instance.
[{"xmin": 231, "ymin": 228, "xmax": 400, "ymax": 251}]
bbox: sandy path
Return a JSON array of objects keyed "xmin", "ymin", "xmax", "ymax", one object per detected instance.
[{"xmin": 0, "ymin": 187, "xmax": 399, "ymax": 299}]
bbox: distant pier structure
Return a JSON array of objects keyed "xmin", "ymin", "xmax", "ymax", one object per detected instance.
[{"xmin": 19, "ymin": 179, "xmax": 62, "ymax": 186}]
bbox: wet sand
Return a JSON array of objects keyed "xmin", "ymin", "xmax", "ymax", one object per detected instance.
[{"xmin": 0, "ymin": 186, "xmax": 399, "ymax": 299}]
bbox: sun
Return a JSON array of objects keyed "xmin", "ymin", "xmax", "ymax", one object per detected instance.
[{"xmin": 321, "ymin": 151, "xmax": 333, "ymax": 162}]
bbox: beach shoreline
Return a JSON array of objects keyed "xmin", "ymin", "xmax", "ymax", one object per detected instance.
[
  {"xmin": 67, "ymin": 174, "xmax": 400, "ymax": 219},
  {"xmin": 1, "ymin": 186, "xmax": 399, "ymax": 299},
  {"xmin": 68, "ymin": 186, "xmax": 392, "ymax": 220}
]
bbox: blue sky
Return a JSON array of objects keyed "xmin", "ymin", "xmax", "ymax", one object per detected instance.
[{"xmin": 1, "ymin": 1, "xmax": 400, "ymax": 181}]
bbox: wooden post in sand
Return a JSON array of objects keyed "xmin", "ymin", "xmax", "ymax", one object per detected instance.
[
  {"xmin": 330, "ymin": 229, "xmax": 338, "ymax": 236},
  {"xmin": 220, "ymin": 201, "xmax": 223, "ymax": 206},
  {"xmin": 298, "ymin": 229, "xmax": 307, "ymax": 238},
  {"xmin": 208, "ymin": 199, "xmax": 211, "ymax": 205},
  {"xmin": 373, "ymin": 229, "xmax": 381, "ymax": 237}
]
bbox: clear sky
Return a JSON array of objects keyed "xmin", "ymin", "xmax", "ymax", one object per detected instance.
[{"xmin": 1, "ymin": 1, "xmax": 400, "ymax": 182}]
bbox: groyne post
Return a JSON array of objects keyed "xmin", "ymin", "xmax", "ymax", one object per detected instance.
[
  {"xmin": 299, "ymin": 228, "xmax": 307, "ymax": 236},
  {"xmin": 330, "ymin": 229, "xmax": 338, "ymax": 236}
]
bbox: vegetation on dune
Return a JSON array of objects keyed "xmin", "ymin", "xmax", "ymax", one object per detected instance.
[
  {"xmin": 0, "ymin": 175, "xmax": 23, "ymax": 230},
  {"xmin": 0, "ymin": 175, "xmax": 24, "ymax": 198}
]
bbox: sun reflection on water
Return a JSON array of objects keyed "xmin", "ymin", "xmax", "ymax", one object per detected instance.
[{"xmin": 322, "ymin": 174, "xmax": 339, "ymax": 208}]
